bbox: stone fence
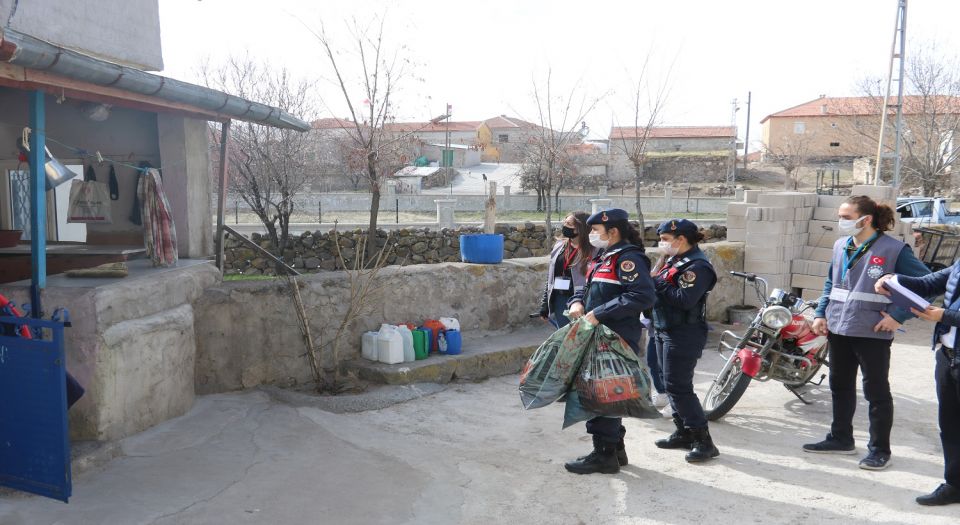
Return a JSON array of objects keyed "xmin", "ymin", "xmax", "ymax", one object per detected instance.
[
  {"xmin": 195, "ymin": 242, "xmax": 744, "ymax": 394},
  {"xmin": 223, "ymin": 223, "xmax": 728, "ymax": 275}
]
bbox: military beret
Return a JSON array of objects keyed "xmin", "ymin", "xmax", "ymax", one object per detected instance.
[
  {"xmin": 586, "ymin": 208, "xmax": 629, "ymax": 225},
  {"xmin": 657, "ymin": 218, "xmax": 699, "ymax": 237}
]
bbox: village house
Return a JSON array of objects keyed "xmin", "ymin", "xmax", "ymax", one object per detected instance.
[{"xmin": 606, "ymin": 125, "xmax": 737, "ymax": 184}]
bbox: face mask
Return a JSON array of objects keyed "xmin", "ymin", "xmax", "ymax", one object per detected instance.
[
  {"xmin": 837, "ymin": 216, "xmax": 866, "ymax": 236},
  {"xmin": 659, "ymin": 240, "xmax": 680, "ymax": 256},
  {"xmin": 561, "ymin": 226, "xmax": 577, "ymax": 239},
  {"xmin": 589, "ymin": 232, "xmax": 609, "ymax": 249}
]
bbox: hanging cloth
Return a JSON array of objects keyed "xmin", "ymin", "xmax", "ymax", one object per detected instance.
[
  {"xmin": 108, "ymin": 164, "xmax": 120, "ymax": 200},
  {"xmin": 130, "ymin": 162, "xmax": 151, "ymax": 225},
  {"xmin": 84, "ymin": 165, "xmax": 97, "ymax": 182},
  {"xmin": 138, "ymin": 168, "xmax": 178, "ymax": 267}
]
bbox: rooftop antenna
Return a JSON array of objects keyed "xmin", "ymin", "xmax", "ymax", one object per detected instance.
[{"xmin": 873, "ymin": 0, "xmax": 908, "ymax": 188}]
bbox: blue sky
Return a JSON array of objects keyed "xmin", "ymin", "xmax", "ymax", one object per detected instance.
[{"xmin": 159, "ymin": 0, "xmax": 960, "ymax": 150}]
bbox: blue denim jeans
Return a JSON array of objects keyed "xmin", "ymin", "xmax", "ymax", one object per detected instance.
[{"xmin": 646, "ymin": 333, "xmax": 666, "ymax": 394}]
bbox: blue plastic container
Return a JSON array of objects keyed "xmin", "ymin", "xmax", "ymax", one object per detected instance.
[
  {"xmin": 459, "ymin": 234, "xmax": 504, "ymax": 264},
  {"xmin": 444, "ymin": 329, "xmax": 462, "ymax": 355}
]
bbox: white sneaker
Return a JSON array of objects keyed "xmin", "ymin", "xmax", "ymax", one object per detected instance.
[{"xmin": 652, "ymin": 392, "xmax": 670, "ymax": 409}]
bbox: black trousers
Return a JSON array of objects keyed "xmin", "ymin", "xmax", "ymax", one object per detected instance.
[
  {"xmin": 656, "ymin": 325, "xmax": 709, "ymax": 429},
  {"xmin": 935, "ymin": 346, "xmax": 960, "ymax": 487},
  {"xmin": 826, "ymin": 333, "xmax": 894, "ymax": 454},
  {"xmin": 585, "ymin": 338, "xmax": 641, "ymax": 445}
]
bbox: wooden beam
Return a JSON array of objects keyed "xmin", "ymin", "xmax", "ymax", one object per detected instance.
[{"xmin": 215, "ymin": 120, "xmax": 231, "ymax": 272}]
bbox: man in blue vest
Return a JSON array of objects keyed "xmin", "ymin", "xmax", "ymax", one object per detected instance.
[{"xmin": 876, "ymin": 264, "xmax": 960, "ymax": 506}]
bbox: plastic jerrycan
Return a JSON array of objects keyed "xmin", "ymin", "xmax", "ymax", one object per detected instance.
[
  {"xmin": 444, "ymin": 329, "xmax": 462, "ymax": 355},
  {"xmin": 423, "ymin": 319, "xmax": 445, "ymax": 353},
  {"xmin": 377, "ymin": 324, "xmax": 404, "ymax": 364},
  {"xmin": 412, "ymin": 329, "xmax": 428, "ymax": 360},
  {"xmin": 396, "ymin": 325, "xmax": 415, "ymax": 362},
  {"xmin": 361, "ymin": 331, "xmax": 380, "ymax": 361},
  {"xmin": 439, "ymin": 317, "xmax": 460, "ymax": 332},
  {"xmin": 417, "ymin": 328, "xmax": 433, "ymax": 354}
]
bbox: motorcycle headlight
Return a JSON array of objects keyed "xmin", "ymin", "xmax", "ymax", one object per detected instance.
[{"xmin": 761, "ymin": 306, "xmax": 792, "ymax": 330}]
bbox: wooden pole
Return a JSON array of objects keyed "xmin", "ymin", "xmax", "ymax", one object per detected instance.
[
  {"xmin": 215, "ymin": 120, "xmax": 231, "ymax": 272},
  {"xmin": 28, "ymin": 90, "xmax": 46, "ymax": 317}
]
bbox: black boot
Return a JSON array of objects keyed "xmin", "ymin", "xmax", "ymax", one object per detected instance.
[
  {"xmin": 685, "ymin": 426, "xmax": 720, "ymax": 463},
  {"xmin": 565, "ymin": 442, "xmax": 620, "ymax": 474},
  {"xmin": 577, "ymin": 436, "xmax": 628, "ymax": 466},
  {"xmin": 655, "ymin": 415, "xmax": 694, "ymax": 450}
]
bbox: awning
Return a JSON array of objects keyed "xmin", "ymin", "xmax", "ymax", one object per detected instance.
[{"xmin": 0, "ymin": 27, "xmax": 310, "ymax": 131}]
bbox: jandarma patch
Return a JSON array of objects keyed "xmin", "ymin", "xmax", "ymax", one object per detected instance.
[{"xmin": 620, "ymin": 260, "xmax": 636, "ymax": 272}]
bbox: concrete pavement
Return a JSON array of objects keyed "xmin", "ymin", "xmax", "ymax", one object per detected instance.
[{"xmin": 1, "ymin": 319, "xmax": 956, "ymax": 524}]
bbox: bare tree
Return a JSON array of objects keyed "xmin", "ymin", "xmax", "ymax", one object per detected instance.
[
  {"xmin": 611, "ymin": 61, "xmax": 671, "ymax": 231},
  {"xmin": 203, "ymin": 55, "xmax": 317, "ymax": 265},
  {"xmin": 765, "ymin": 134, "xmax": 813, "ymax": 190},
  {"xmin": 845, "ymin": 43, "xmax": 960, "ymax": 195},
  {"xmin": 522, "ymin": 70, "xmax": 599, "ymax": 231}
]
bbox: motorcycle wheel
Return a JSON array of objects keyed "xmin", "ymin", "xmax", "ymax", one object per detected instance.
[{"xmin": 703, "ymin": 356, "xmax": 753, "ymax": 421}]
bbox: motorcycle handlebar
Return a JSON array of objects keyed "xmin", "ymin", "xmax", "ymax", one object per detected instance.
[{"xmin": 729, "ymin": 271, "xmax": 757, "ymax": 282}]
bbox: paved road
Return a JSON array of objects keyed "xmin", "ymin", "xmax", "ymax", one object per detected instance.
[{"xmin": 1, "ymin": 319, "xmax": 953, "ymax": 524}]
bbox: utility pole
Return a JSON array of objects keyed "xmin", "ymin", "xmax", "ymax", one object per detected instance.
[
  {"xmin": 873, "ymin": 0, "xmax": 908, "ymax": 188},
  {"xmin": 742, "ymin": 91, "xmax": 752, "ymax": 171},
  {"xmin": 728, "ymin": 98, "xmax": 739, "ymax": 186}
]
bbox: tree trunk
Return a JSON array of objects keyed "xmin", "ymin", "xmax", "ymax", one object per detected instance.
[
  {"xmin": 633, "ymin": 161, "xmax": 645, "ymax": 232},
  {"xmin": 783, "ymin": 169, "xmax": 794, "ymax": 190},
  {"xmin": 366, "ymin": 154, "xmax": 380, "ymax": 266}
]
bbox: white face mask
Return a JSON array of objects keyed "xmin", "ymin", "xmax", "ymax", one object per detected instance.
[
  {"xmin": 589, "ymin": 232, "xmax": 609, "ymax": 249},
  {"xmin": 659, "ymin": 240, "xmax": 680, "ymax": 256},
  {"xmin": 837, "ymin": 216, "xmax": 866, "ymax": 236}
]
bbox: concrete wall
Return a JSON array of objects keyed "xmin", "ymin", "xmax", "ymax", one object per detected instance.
[
  {"xmin": 761, "ymin": 115, "xmax": 877, "ymax": 158},
  {"xmin": 158, "ymin": 114, "xmax": 213, "ymax": 257},
  {"xmin": 0, "ymin": 0, "xmax": 163, "ymax": 71},
  {"xmin": 0, "ymin": 263, "xmax": 220, "ymax": 440},
  {"xmin": 195, "ymin": 242, "xmax": 745, "ymax": 394}
]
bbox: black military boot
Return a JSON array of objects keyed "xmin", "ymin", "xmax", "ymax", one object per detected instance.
[
  {"xmin": 655, "ymin": 415, "xmax": 694, "ymax": 450},
  {"xmin": 685, "ymin": 426, "xmax": 720, "ymax": 463},
  {"xmin": 565, "ymin": 442, "xmax": 620, "ymax": 474},
  {"xmin": 576, "ymin": 436, "xmax": 628, "ymax": 466}
]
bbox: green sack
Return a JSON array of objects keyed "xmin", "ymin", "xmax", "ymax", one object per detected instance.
[
  {"xmin": 575, "ymin": 326, "xmax": 659, "ymax": 420},
  {"xmin": 519, "ymin": 318, "xmax": 596, "ymax": 410}
]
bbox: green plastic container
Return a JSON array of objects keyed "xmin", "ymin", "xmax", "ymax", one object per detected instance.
[{"xmin": 412, "ymin": 329, "xmax": 428, "ymax": 360}]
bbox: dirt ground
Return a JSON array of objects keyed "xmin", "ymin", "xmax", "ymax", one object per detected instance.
[{"xmin": 0, "ymin": 318, "xmax": 955, "ymax": 524}]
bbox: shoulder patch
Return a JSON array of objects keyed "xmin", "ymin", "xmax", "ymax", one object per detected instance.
[
  {"xmin": 620, "ymin": 260, "xmax": 636, "ymax": 273},
  {"xmin": 679, "ymin": 270, "xmax": 697, "ymax": 288}
]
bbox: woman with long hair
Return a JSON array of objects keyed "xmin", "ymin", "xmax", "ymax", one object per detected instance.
[
  {"xmin": 539, "ymin": 211, "xmax": 594, "ymax": 328},
  {"xmin": 804, "ymin": 195, "xmax": 929, "ymax": 471}
]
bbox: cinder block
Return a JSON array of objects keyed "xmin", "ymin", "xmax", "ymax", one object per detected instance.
[
  {"xmin": 791, "ymin": 259, "xmax": 831, "ymax": 277},
  {"xmin": 727, "ymin": 228, "xmax": 745, "ymax": 242},
  {"xmin": 727, "ymin": 202, "xmax": 754, "ymax": 217},
  {"xmin": 746, "ymin": 221, "xmax": 808, "ymax": 235},
  {"xmin": 808, "ymin": 220, "xmax": 837, "ymax": 234},
  {"xmin": 801, "ymin": 288, "xmax": 825, "ymax": 302},
  {"xmin": 795, "ymin": 207, "xmax": 815, "ymax": 221},
  {"xmin": 801, "ymin": 246, "xmax": 835, "ymax": 263},
  {"xmin": 792, "ymin": 273, "xmax": 827, "ymax": 290},
  {"xmin": 817, "ymin": 195, "xmax": 848, "ymax": 208},
  {"xmin": 744, "ymin": 245, "xmax": 805, "ymax": 262},
  {"xmin": 747, "ymin": 231, "xmax": 808, "ymax": 247},
  {"xmin": 808, "ymin": 228, "xmax": 842, "ymax": 249},
  {"xmin": 743, "ymin": 189, "xmax": 761, "ymax": 203},
  {"xmin": 727, "ymin": 215, "xmax": 747, "ymax": 229},
  {"xmin": 851, "ymin": 184, "xmax": 896, "ymax": 202},
  {"xmin": 745, "ymin": 260, "xmax": 792, "ymax": 274},
  {"xmin": 757, "ymin": 192, "xmax": 810, "ymax": 208},
  {"xmin": 749, "ymin": 272, "xmax": 792, "ymax": 291},
  {"xmin": 813, "ymin": 207, "xmax": 838, "ymax": 221}
]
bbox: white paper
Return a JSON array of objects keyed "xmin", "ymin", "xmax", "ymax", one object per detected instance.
[
  {"xmin": 884, "ymin": 276, "xmax": 931, "ymax": 311},
  {"xmin": 554, "ymin": 277, "xmax": 572, "ymax": 291}
]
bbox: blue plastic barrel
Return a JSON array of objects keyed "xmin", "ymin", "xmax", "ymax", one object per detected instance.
[
  {"xmin": 460, "ymin": 234, "xmax": 504, "ymax": 264},
  {"xmin": 444, "ymin": 329, "xmax": 462, "ymax": 355}
]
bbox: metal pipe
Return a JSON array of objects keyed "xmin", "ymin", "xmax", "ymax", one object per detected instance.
[
  {"xmin": 29, "ymin": 90, "xmax": 45, "ymax": 317},
  {"xmin": 215, "ymin": 121, "xmax": 231, "ymax": 272},
  {"xmin": 0, "ymin": 28, "xmax": 310, "ymax": 132}
]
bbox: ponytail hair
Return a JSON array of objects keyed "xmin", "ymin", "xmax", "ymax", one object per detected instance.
[
  {"xmin": 682, "ymin": 230, "xmax": 706, "ymax": 245},
  {"xmin": 846, "ymin": 195, "xmax": 895, "ymax": 232},
  {"xmin": 609, "ymin": 220, "xmax": 645, "ymax": 250}
]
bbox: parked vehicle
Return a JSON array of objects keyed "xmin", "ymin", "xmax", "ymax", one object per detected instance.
[
  {"xmin": 702, "ymin": 272, "xmax": 829, "ymax": 421},
  {"xmin": 896, "ymin": 197, "xmax": 960, "ymax": 226}
]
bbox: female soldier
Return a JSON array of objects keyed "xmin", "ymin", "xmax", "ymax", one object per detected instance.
[
  {"xmin": 539, "ymin": 211, "xmax": 593, "ymax": 328},
  {"xmin": 566, "ymin": 208, "xmax": 656, "ymax": 475},
  {"xmin": 804, "ymin": 195, "xmax": 929, "ymax": 470},
  {"xmin": 652, "ymin": 219, "xmax": 719, "ymax": 463}
]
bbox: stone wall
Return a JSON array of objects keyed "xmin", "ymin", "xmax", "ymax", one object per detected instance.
[{"xmin": 196, "ymin": 242, "xmax": 744, "ymax": 394}]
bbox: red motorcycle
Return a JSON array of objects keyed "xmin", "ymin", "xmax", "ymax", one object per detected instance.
[{"xmin": 702, "ymin": 271, "xmax": 830, "ymax": 421}]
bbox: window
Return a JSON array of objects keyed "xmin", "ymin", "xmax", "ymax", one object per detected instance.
[
  {"xmin": 829, "ymin": 142, "xmax": 840, "ymax": 147},
  {"xmin": 793, "ymin": 122, "xmax": 805, "ymax": 134},
  {"xmin": 498, "ymin": 134, "xmax": 509, "ymax": 143},
  {"xmin": 914, "ymin": 200, "xmax": 934, "ymax": 217},
  {"xmin": 897, "ymin": 204, "xmax": 913, "ymax": 218}
]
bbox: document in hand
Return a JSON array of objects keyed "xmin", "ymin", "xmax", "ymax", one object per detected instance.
[{"xmin": 881, "ymin": 276, "xmax": 931, "ymax": 312}]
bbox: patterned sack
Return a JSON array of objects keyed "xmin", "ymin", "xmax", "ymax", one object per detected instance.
[
  {"xmin": 519, "ymin": 318, "xmax": 595, "ymax": 410},
  {"xmin": 574, "ymin": 325, "xmax": 660, "ymax": 420}
]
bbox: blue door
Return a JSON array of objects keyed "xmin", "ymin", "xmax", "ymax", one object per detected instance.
[{"xmin": 0, "ymin": 316, "xmax": 72, "ymax": 502}]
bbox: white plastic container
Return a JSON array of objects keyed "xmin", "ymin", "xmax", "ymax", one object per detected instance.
[
  {"xmin": 439, "ymin": 317, "xmax": 460, "ymax": 332},
  {"xmin": 396, "ymin": 325, "xmax": 415, "ymax": 362},
  {"xmin": 377, "ymin": 325, "xmax": 404, "ymax": 364},
  {"xmin": 361, "ymin": 331, "xmax": 380, "ymax": 361}
]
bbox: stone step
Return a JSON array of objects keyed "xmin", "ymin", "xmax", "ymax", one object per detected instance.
[{"xmin": 346, "ymin": 325, "xmax": 553, "ymax": 385}]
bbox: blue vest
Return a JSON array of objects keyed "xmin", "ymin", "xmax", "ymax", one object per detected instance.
[
  {"xmin": 933, "ymin": 263, "xmax": 960, "ymax": 349},
  {"xmin": 825, "ymin": 234, "xmax": 903, "ymax": 340}
]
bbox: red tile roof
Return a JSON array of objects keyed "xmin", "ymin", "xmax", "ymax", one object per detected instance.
[
  {"xmin": 483, "ymin": 115, "xmax": 546, "ymax": 131},
  {"xmin": 609, "ymin": 126, "xmax": 736, "ymax": 140},
  {"xmin": 760, "ymin": 95, "xmax": 960, "ymax": 123},
  {"xmin": 382, "ymin": 121, "xmax": 482, "ymax": 133},
  {"xmin": 311, "ymin": 118, "xmax": 359, "ymax": 130}
]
